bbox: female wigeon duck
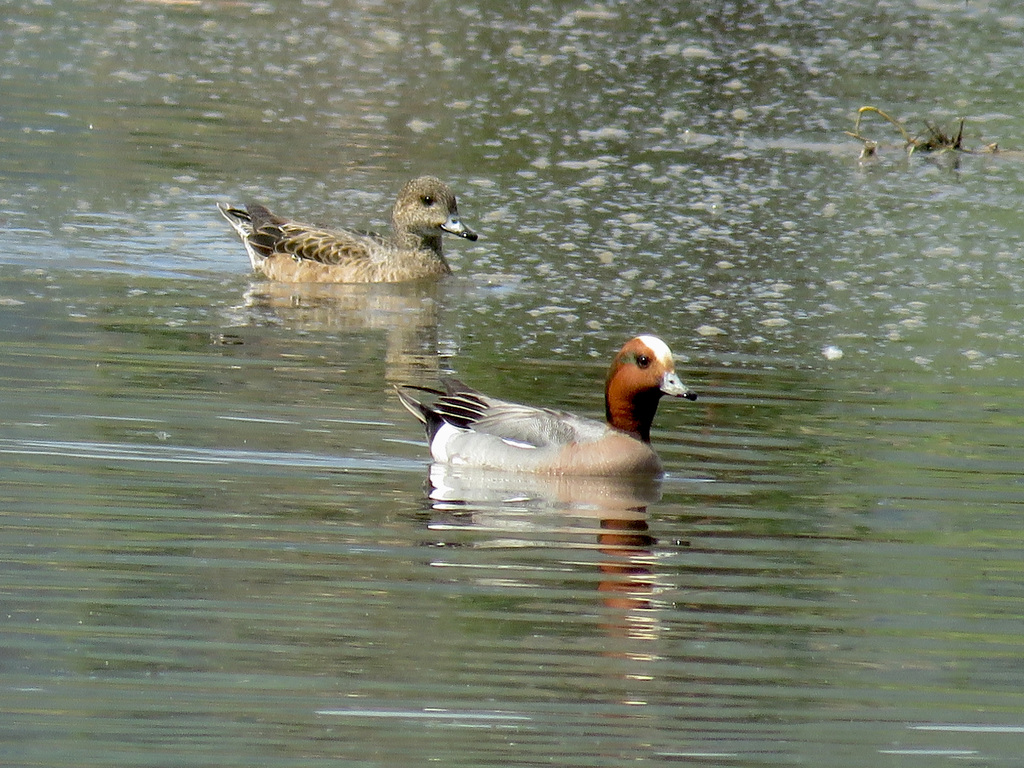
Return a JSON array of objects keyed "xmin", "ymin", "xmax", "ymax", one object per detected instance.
[
  {"xmin": 396, "ymin": 335, "xmax": 697, "ymax": 476},
  {"xmin": 218, "ymin": 176, "xmax": 478, "ymax": 283}
]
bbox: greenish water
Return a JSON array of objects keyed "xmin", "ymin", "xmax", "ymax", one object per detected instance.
[{"xmin": 3, "ymin": 2, "xmax": 1024, "ymax": 766}]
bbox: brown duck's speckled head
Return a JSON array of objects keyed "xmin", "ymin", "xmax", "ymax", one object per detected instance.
[{"xmin": 391, "ymin": 176, "xmax": 478, "ymax": 242}]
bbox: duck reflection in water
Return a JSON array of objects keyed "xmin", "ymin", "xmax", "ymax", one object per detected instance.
[
  {"xmin": 423, "ymin": 464, "xmax": 672, "ymax": 630},
  {"xmin": 228, "ymin": 280, "xmax": 444, "ymax": 386}
]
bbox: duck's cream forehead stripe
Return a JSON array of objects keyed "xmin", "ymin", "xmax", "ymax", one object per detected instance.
[{"xmin": 637, "ymin": 335, "xmax": 674, "ymax": 366}]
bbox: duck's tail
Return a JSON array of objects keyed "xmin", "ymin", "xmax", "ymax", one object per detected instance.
[
  {"xmin": 395, "ymin": 385, "xmax": 450, "ymax": 443},
  {"xmin": 219, "ymin": 203, "xmax": 281, "ymax": 270},
  {"xmin": 217, "ymin": 202, "xmax": 253, "ymax": 234}
]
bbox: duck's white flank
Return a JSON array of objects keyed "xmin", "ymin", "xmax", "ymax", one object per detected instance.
[{"xmin": 430, "ymin": 422, "xmax": 463, "ymax": 464}]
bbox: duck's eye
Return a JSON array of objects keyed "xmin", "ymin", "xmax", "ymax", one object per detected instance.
[
  {"xmin": 422, "ymin": 195, "xmax": 435, "ymax": 206},
  {"xmin": 636, "ymin": 354, "xmax": 651, "ymax": 369}
]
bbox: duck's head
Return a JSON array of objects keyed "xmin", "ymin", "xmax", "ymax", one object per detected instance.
[
  {"xmin": 392, "ymin": 176, "xmax": 478, "ymax": 242},
  {"xmin": 605, "ymin": 335, "xmax": 696, "ymax": 442}
]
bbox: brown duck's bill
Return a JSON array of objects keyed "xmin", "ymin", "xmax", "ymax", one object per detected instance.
[{"xmin": 442, "ymin": 217, "xmax": 479, "ymax": 241}]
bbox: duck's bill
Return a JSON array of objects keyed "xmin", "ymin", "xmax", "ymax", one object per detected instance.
[
  {"xmin": 443, "ymin": 216, "xmax": 479, "ymax": 241},
  {"xmin": 661, "ymin": 371, "xmax": 697, "ymax": 401}
]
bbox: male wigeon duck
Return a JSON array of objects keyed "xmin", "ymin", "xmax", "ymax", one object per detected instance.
[
  {"xmin": 396, "ymin": 335, "xmax": 697, "ymax": 476},
  {"xmin": 217, "ymin": 176, "xmax": 478, "ymax": 283}
]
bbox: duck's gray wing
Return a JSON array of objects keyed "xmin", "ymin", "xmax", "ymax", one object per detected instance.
[{"xmin": 434, "ymin": 379, "xmax": 607, "ymax": 449}]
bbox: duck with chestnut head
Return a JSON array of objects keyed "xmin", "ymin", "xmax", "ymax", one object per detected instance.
[{"xmin": 396, "ymin": 335, "xmax": 697, "ymax": 477}]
